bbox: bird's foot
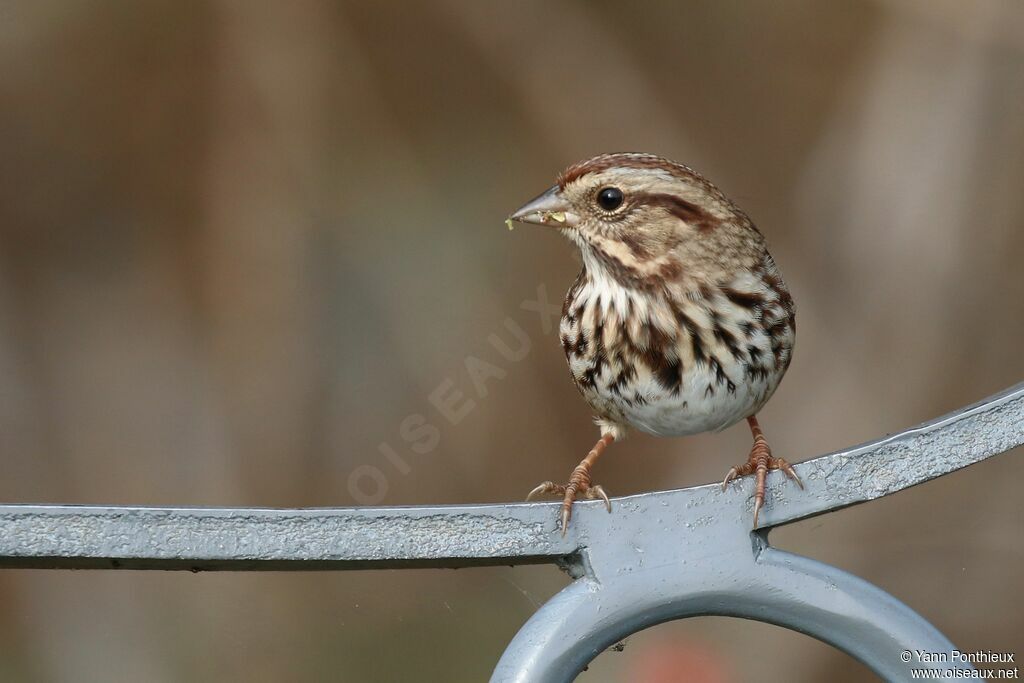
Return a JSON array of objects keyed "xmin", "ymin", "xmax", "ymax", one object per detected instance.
[
  {"xmin": 526, "ymin": 433, "xmax": 616, "ymax": 535},
  {"xmin": 527, "ymin": 476, "xmax": 611, "ymax": 536},
  {"xmin": 721, "ymin": 429, "xmax": 803, "ymax": 526}
]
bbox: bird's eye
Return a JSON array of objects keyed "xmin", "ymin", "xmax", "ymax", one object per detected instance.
[{"xmin": 596, "ymin": 187, "xmax": 624, "ymax": 211}]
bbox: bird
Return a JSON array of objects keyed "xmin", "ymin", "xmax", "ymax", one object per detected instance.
[{"xmin": 508, "ymin": 152, "xmax": 802, "ymax": 534}]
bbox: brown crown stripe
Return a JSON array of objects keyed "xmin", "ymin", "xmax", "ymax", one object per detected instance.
[{"xmin": 557, "ymin": 153, "xmax": 702, "ymax": 189}]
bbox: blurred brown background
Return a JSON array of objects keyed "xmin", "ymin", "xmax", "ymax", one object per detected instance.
[{"xmin": 0, "ymin": 1, "xmax": 1022, "ymax": 681}]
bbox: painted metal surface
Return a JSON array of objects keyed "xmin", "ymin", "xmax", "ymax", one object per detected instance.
[{"xmin": 0, "ymin": 383, "xmax": 1021, "ymax": 681}]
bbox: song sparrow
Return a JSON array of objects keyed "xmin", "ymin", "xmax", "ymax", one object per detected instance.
[{"xmin": 509, "ymin": 153, "xmax": 801, "ymax": 534}]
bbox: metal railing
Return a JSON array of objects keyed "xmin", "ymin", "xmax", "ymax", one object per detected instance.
[{"xmin": 1, "ymin": 383, "xmax": 1022, "ymax": 682}]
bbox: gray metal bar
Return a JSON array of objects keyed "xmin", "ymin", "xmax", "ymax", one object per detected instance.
[
  {"xmin": 0, "ymin": 503, "xmax": 575, "ymax": 571},
  {"xmin": 0, "ymin": 383, "xmax": 1019, "ymax": 570},
  {"xmin": 0, "ymin": 383, "xmax": 1020, "ymax": 683},
  {"xmin": 756, "ymin": 381, "xmax": 1024, "ymax": 528}
]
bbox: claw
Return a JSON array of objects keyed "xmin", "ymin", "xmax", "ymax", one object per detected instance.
[
  {"xmin": 560, "ymin": 506, "xmax": 571, "ymax": 537},
  {"xmin": 526, "ymin": 481, "xmax": 559, "ymax": 501},
  {"xmin": 588, "ymin": 485, "xmax": 612, "ymax": 512},
  {"xmin": 778, "ymin": 459, "xmax": 804, "ymax": 488},
  {"xmin": 721, "ymin": 467, "xmax": 739, "ymax": 490},
  {"xmin": 751, "ymin": 461, "xmax": 769, "ymax": 527}
]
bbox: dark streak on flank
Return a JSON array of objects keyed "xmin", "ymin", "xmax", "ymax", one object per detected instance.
[
  {"xmin": 760, "ymin": 259, "xmax": 795, "ymax": 318},
  {"xmin": 579, "ymin": 310, "xmax": 607, "ymax": 390},
  {"xmin": 722, "ymin": 287, "xmax": 765, "ymax": 310},
  {"xmin": 689, "ymin": 328, "xmax": 707, "ymax": 365},
  {"xmin": 666, "ymin": 300, "xmax": 708, "ymax": 366},
  {"xmin": 572, "ymin": 332, "xmax": 588, "ymax": 355},
  {"xmin": 747, "ymin": 364, "xmax": 770, "ymax": 384},
  {"xmin": 714, "ymin": 323, "xmax": 743, "ymax": 361},
  {"xmin": 608, "ymin": 364, "xmax": 637, "ymax": 396},
  {"xmin": 710, "ymin": 310, "xmax": 743, "ymax": 360},
  {"xmin": 640, "ymin": 324, "xmax": 683, "ymax": 395},
  {"xmin": 708, "ymin": 355, "xmax": 731, "ymax": 387},
  {"xmin": 654, "ymin": 358, "xmax": 683, "ymax": 395}
]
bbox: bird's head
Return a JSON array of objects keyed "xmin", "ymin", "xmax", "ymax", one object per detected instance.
[{"xmin": 509, "ymin": 153, "xmax": 764, "ymax": 286}]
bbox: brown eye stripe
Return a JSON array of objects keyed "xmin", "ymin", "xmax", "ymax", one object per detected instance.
[{"xmin": 632, "ymin": 192, "xmax": 720, "ymax": 232}]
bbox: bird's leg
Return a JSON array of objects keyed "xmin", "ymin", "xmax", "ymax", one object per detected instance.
[
  {"xmin": 721, "ymin": 415, "xmax": 803, "ymax": 526},
  {"xmin": 527, "ymin": 432, "xmax": 614, "ymax": 535}
]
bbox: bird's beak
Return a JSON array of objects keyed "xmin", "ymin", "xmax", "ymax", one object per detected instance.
[{"xmin": 508, "ymin": 185, "xmax": 578, "ymax": 228}]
